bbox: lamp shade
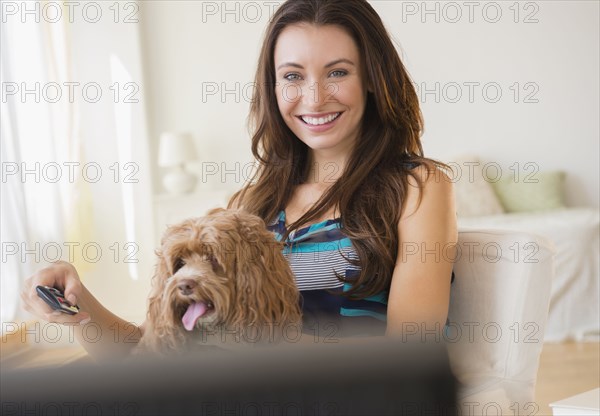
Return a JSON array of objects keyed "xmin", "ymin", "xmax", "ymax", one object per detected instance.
[{"xmin": 158, "ymin": 132, "xmax": 197, "ymax": 167}]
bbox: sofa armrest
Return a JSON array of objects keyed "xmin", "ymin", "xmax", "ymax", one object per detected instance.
[{"xmin": 448, "ymin": 228, "xmax": 555, "ymax": 413}]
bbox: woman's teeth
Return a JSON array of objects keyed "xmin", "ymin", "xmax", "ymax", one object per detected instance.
[{"xmin": 301, "ymin": 112, "xmax": 340, "ymax": 126}]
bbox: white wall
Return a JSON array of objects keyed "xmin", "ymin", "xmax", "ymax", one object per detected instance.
[
  {"xmin": 139, "ymin": 1, "xmax": 265, "ymax": 195},
  {"xmin": 139, "ymin": 1, "xmax": 599, "ymax": 208}
]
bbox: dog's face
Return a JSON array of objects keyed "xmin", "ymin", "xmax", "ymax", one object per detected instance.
[
  {"xmin": 164, "ymin": 251, "xmax": 225, "ymax": 331},
  {"xmin": 138, "ymin": 208, "xmax": 301, "ymax": 354}
]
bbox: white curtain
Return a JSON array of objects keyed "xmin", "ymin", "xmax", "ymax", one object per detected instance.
[
  {"xmin": 1, "ymin": 0, "xmax": 155, "ymax": 325},
  {"xmin": 1, "ymin": 7, "xmax": 76, "ymax": 323}
]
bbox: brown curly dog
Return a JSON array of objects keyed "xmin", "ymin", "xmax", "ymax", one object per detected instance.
[{"xmin": 136, "ymin": 208, "xmax": 302, "ymax": 354}]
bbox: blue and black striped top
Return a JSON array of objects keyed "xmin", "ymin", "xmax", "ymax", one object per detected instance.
[{"xmin": 267, "ymin": 210, "xmax": 389, "ymax": 337}]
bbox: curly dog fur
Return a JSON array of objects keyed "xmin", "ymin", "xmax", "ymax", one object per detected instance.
[{"xmin": 136, "ymin": 208, "xmax": 302, "ymax": 354}]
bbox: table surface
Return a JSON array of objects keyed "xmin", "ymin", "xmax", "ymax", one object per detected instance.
[{"xmin": 549, "ymin": 387, "xmax": 600, "ymax": 411}]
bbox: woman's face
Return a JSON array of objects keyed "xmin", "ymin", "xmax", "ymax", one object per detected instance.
[{"xmin": 274, "ymin": 23, "xmax": 367, "ymax": 158}]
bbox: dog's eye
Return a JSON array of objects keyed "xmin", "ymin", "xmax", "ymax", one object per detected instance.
[{"xmin": 173, "ymin": 258, "xmax": 185, "ymax": 273}]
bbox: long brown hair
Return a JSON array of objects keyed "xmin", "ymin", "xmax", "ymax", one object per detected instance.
[{"xmin": 228, "ymin": 0, "xmax": 446, "ymax": 299}]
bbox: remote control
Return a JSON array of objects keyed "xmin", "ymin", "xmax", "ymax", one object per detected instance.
[{"xmin": 36, "ymin": 285, "xmax": 80, "ymax": 315}]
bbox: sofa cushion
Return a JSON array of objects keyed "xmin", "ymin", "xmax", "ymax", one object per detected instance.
[
  {"xmin": 492, "ymin": 170, "xmax": 566, "ymax": 213},
  {"xmin": 445, "ymin": 155, "xmax": 505, "ymax": 217}
]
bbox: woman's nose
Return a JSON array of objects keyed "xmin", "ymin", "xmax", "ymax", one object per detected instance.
[{"xmin": 302, "ymin": 80, "xmax": 334, "ymax": 107}]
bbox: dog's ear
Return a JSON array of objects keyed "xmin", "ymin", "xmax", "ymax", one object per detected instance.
[
  {"xmin": 146, "ymin": 245, "xmax": 171, "ymax": 325},
  {"xmin": 228, "ymin": 214, "xmax": 302, "ymax": 335},
  {"xmin": 146, "ymin": 221, "xmax": 188, "ymax": 333},
  {"xmin": 142, "ymin": 222, "xmax": 190, "ymax": 353},
  {"xmin": 161, "ymin": 220, "xmax": 196, "ymax": 275}
]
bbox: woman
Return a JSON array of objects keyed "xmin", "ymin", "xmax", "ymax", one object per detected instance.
[
  {"xmin": 20, "ymin": 0, "xmax": 456, "ymax": 358},
  {"xmin": 228, "ymin": 0, "xmax": 457, "ymax": 339}
]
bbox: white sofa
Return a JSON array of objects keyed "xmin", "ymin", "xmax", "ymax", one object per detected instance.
[
  {"xmin": 458, "ymin": 207, "xmax": 600, "ymax": 342},
  {"xmin": 449, "ymin": 227, "xmax": 555, "ymax": 413},
  {"xmin": 446, "ymin": 155, "xmax": 599, "ymax": 343}
]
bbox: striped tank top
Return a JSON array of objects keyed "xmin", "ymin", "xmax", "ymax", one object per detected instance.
[{"xmin": 267, "ymin": 210, "xmax": 389, "ymax": 338}]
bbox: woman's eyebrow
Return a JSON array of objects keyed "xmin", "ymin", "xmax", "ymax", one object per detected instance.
[
  {"xmin": 324, "ymin": 58, "xmax": 355, "ymax": 68},
  {"xmin": 276, "ymin": 58, "xmax": 355, "ymax": 71},
  {"xmin": 276, "ymin": 62, "xmax": 303, "ymax": 70}
]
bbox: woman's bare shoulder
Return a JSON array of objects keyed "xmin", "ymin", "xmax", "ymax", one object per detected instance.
[{"xmin": 402, "ymin": 163, "xmax": 455, "ymax": 220}]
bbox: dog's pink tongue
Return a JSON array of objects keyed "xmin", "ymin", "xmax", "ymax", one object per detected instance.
[{"xmin": 182, "ymin": 302, "xmax": 208, "ymax": 331}]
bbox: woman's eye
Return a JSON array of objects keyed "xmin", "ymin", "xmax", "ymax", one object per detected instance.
[
  {"xmin": 330, "ymin": 70, "xmax": 347, "ymax": 78},
  {"xmin": 284, "ymin": 73, "xmax": 301, "ymax": 81}
]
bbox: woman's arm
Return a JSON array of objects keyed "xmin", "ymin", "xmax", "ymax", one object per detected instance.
[
  {"xmin": 72, "ymin": 285, "xmax": 143, "ymax": 360},
  {"xmin": 385, "ymin": 165, "xmax": 457, "ymax": 338},
  {"xmin": 21, "ymin": 261, "xmax": 143, "ymax": 360}
]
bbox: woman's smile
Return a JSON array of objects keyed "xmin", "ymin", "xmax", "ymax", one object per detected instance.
[{"xmin": 296, "ymin": 111, "xmax": 344, "ymax": 131}]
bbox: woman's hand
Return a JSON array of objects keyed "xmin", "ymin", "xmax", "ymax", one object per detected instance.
[{"xmin": 20, "ymin": 261, "xmax": 91, "ymax": 325}]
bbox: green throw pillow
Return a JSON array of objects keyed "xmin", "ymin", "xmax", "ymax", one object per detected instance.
[{"xmin": 491, "ymin": 170, "xmax": 566, "ymax": 213}]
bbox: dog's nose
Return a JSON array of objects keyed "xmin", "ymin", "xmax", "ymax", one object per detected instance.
[{"xmin": 177, "ymin": 280, "xmax": 197, "ymax": 296}]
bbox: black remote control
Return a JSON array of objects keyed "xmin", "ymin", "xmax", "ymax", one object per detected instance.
[{"xmin": 36, "ymin": 285, "xmax": 80, "ymax": 315}]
